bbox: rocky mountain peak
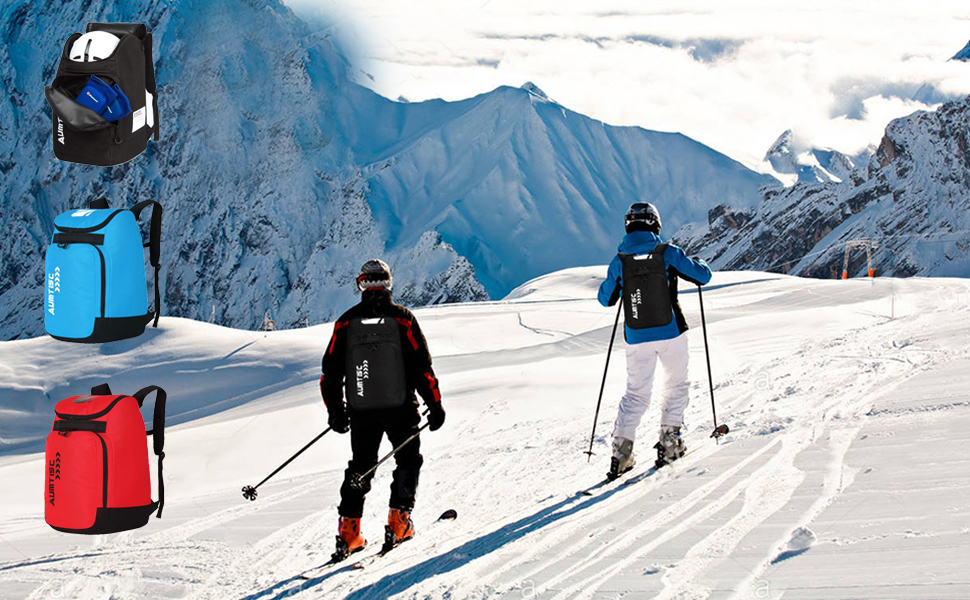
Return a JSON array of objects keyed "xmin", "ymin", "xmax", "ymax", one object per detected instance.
[{"xmin": 677, "ymin": 94, "xmax": 970, "ymax": 279}]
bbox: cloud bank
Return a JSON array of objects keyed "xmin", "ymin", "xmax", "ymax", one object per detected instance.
[{"xmin": 286, "ymin": 0, "xmax": 970, "ymax": 167}]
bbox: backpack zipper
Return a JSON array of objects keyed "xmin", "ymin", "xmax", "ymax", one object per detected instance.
[
  {"xmin": 95, "ymin": 433, "xmax": 108, "ymax": 507},
  {"xmin": 55, "ymin": 396, "xmax": 124, "ymax": 421},
  {"xmin": 51, "ymin": 241, "xmax": 106, "ymax": 318},
  {"xmin": 54, "ymin": 209, "xmax": 124, "ymax": 233},
  {"xmin": 93, "ymin": 245, "xmax": 106, "ymax": 317}
]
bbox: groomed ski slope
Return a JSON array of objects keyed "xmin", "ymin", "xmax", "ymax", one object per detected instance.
[{"xmin": 1, "ymin": 269, "xmax": 969, "ymax": 599}]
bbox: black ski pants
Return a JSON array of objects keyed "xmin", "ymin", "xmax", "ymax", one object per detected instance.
[{"xmin": 338, "ymin": 404, "xmax": 424, "ymax": 518}]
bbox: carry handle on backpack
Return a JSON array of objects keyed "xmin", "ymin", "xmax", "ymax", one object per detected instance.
[
  {"xmin": 88, "ymin": 383, "xmax": 167, "ymax": 518},
  {"xmin": 87, "ymin": 198, "xmax": 163, "ymax": 327},
  {"xmin": 85, "ymin": 22, "xmax": 148, "ymax": 38}
]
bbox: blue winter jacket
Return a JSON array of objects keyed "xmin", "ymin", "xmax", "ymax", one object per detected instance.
[{"xmin": 597, "ymin": 230, "xmax": 713, "ymax": 344}]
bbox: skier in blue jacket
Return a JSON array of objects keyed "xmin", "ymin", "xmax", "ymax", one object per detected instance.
[{"xmin": 598, "ymin": 202, "xmax": 712, "ymax": 478}]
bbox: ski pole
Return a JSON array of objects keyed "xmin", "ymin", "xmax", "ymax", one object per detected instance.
[
  {"xmin": 242, "ymin": 426, "xmax": 332, "ymax": 501},
  {"xmin": 349, "ymin": 411, "xmax": 431, "ymax": 490},
  {"xmin": 584, "ymin": 298, "xmax": 623, "ymax": 462},
  {"xmin": 697, "ymin": 285, "xmax": 728, "ymax": 442}
]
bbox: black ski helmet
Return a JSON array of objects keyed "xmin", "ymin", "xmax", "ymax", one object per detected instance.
[
  {"xmin": 625, "ymin": 202, "xmax": 662, "ymax": 234},
  {"xmin": 356, "ymin": 259, "xmax": 392, "ymax": 291}
]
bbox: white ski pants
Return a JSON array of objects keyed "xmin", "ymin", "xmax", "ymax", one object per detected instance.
[{"xmin": 612, "ymin": 332, "xmax": 690, "ymax": 442}]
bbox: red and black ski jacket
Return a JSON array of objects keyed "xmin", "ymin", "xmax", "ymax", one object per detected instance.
[{"xmin": 321, "ymin": 289, "xmax": 442, "ymax": 413}]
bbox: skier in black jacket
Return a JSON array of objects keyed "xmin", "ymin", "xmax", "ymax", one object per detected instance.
[{"xmin": 320, "ymin": 259, "xmax": 445, "ymax": 561}]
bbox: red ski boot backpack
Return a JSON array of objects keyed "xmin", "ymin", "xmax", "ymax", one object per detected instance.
[{"xmin": 45, "ymin": 383, "xmax": 167, "ymax": 534}]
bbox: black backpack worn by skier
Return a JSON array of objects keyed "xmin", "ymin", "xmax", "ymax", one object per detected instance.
[
  {"xmin": 344, "ymin": 317, "xmax": 408, "ymax": 411},
  {"xmin": 46, "ymin": 22, "xmax": 159, "ymax": 166},
  {"xmin": 619, "ymin": 244, "xmax": 671, "ymax": 330}
]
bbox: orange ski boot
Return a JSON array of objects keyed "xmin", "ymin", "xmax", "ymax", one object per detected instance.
[
  {"xmin": 332, "ymin": 516, "xmax": 366, "ymax": 562},
  {"xmin": 383, "ymin": 508, "xmax": 415, "ymax": 552}
]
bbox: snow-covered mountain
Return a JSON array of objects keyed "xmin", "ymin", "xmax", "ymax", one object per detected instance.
[
  {"xmin": 676, "ymin": 95, "xmax": 970, "ymax": 279},
  {"xmin": 0, "ymin": 0, "xmax": 774, "ymax": 341},
  {"xmin": 764, "ymin": 129, "xmax": 862, "ymax": 184}
]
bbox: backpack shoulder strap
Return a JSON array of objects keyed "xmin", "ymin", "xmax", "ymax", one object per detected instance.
[
  {"xmin": 132, "ymin": 385, "xmax": 167, "ymax": 518},
  {"xmin": 131, "ymin": 200, "xmax": 163, "ymax": 327},
  {"xmin": 89, "ymin": 197, "xmax": 110, "ymax": 209},
  {"xmin": 653, "ymin": 243, "xmax": 669, "ymax": 259},
  {"xmin": 91, "ymin": 382, "xmax": 112, "ymax": 395}
]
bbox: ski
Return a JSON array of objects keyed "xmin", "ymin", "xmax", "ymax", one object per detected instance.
[
  {"xmin": 298, "ymin": 545, "xmax": 370, "ymax": 580},
  {"xmin": 577, "ymin": 463, "xmax": 649, "ymax": 496},
  {"xmin": 578, "ymin": 454, "xmax": 682, "ymax": 496},
  {"xmin": 344, "ymin": 538, "xmax": 405, "ymax": 571},
  {"xmin": 577, "ymin": 425, "xmax": 729, "ymax": 497},
  {"xmin": 298, "ymin": 509, "xmax": 457, "ymax": 579},
  {"xmin": 350, "ymin": 508, "xmax": 458, "ymax": 570}
]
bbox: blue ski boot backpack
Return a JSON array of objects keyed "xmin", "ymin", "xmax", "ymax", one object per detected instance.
[{"xmin": 45, "ymin": 198, "xmax": 162, "ymax": 343}]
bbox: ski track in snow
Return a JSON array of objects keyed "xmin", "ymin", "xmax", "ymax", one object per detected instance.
[{"xmin": 2, "ymin": 270, "xmax": 969, "ymax": 599}]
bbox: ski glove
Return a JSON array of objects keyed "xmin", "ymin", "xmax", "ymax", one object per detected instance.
[
  {"xmin": 329, "ymin": 404, "xmax": 350, "ymax": 434},
  {"xmin": 427, "ymin": 402, "xmax": 446, "ymax": 432}
]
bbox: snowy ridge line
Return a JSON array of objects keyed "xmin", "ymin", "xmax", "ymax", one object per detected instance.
[{"xmin": 436, "ymin": 324, "xmax": 615, "ymax": 374}]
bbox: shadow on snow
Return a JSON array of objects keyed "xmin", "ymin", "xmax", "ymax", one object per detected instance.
[{"xmin": 249, "ymin": 468, "xmax": 664, "ymax": 600}]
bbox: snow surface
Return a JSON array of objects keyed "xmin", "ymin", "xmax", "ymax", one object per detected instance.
[{"xmin": 2, "ymin": 268, "xmax": 970, "ymax": 599}]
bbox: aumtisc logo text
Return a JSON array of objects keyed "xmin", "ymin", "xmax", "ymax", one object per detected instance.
[{"xmin": 47, "ymin": 267, "xmax": 61, "ymax": 316}]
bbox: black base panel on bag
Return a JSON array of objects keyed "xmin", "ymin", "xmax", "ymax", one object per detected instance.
[
  {"xmin": 49, "ymin": 502, "xmax": 158, "ymax": 535},
  {"xmin": 49, "ymin": 313, "xmax": 154, "ymax": 344}
]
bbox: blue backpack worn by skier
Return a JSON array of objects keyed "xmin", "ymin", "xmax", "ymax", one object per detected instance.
[{"xmin": 45, "ymin": 197, "xmax": 162, "ymax": 343}]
